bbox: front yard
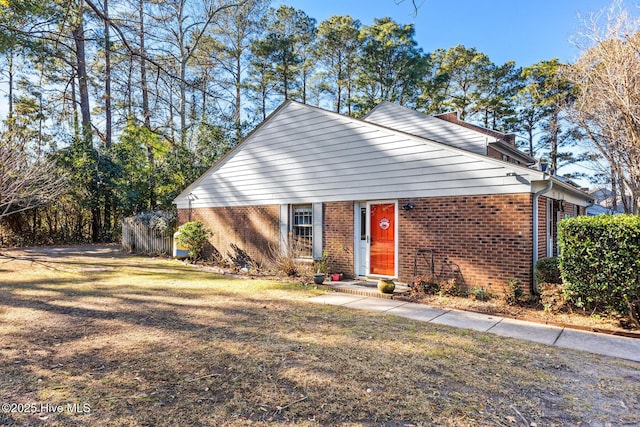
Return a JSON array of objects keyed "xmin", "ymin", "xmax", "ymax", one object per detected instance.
[{"xmin": 0, "ymin": 245, "xmax": 638, "ymax": 426}]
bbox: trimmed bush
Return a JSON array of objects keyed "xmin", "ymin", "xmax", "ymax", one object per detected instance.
[
  {"xmin": 177, "ymin": 221, "xmax": 213, "ymax": 262},
  {"xmin": 558, "ymin": 215, "xmax": 640, "ymax": 326},
  {"xmin": 535, "ymin": 257, "xmax": 561, "ymax": 285}
]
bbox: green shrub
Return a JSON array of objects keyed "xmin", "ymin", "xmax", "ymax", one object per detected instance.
[
  {"xmin": 504, "ymin": 279, "xmax": 524, "ymax": 306},
  {"xmin": 535, "ymin": 257, "xmax": 561, "ymax": 284},
  {"xmin": 469, "ymin": 286, "xmax": 492, "ymax": 301},
  {"xmin": 177, "ymin": 221, "xmax": 213, "ymax": 262},
  {"xmin": 558, "ymin": 215, "xmax": 640, "ymax": 327}
]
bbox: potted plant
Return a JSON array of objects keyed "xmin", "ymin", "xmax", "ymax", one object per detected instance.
[
  {"xmin": 313, "ymin": 273, "xmax": 325, "ymax": 285},
  {"xmin": 377, "ymin": 278, "xmax": 396, "ymax": 294},
  {"xmin": 313, "ymin": 251, "xmax": 328, "ymax": 285}
]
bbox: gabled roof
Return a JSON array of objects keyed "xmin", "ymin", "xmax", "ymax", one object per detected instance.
[
  {"xmin": 174, "ymin": 100, "xmax": 592, "ymax": 209},
  {"xmin": 363, "ymin": 101, "xmax": 497, "ymax": 155},
  {"xmin": 365, "ymin": 102, "xmax": 535, "ymax": 165}
]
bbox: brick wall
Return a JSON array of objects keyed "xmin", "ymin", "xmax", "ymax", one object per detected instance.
[
  {"xmin": 487, "ymin": 146, "xmax": 504, "ymax": 161},
  {"xmin": 178, "ymin": 193, "xmax": 579, "ymax": 296},
  {"xmin": 180, "ymin": 203, "xmax": 356, "ymax": 274},
  {"xmin": 398, "ymin": 194, "xmax": 534, "ymax": 295},
  {"xmin": 323, "ymin": 201, "xmax": 355, "ymax": 277},
  {"xmin": 178, "ymin": 205, "xmax": 280, "ymax": 264}
]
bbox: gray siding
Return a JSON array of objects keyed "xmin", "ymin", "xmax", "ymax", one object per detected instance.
[
  {"xmin": 175, "ymin": 102, "xmax": 536, "ymax": 209},
  {"xmin": 364, "ymin": 101, "xmax": 498, "ymax": 155}
]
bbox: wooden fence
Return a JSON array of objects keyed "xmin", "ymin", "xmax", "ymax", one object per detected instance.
[{"xmin": 121, "ymin": 218, "xmax": 174, "ymax": 255}]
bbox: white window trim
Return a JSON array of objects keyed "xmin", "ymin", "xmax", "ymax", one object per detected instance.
[
  {"xmin": 280, "ymin": 203, "xmax": 323, "ymax": 260},
  {"xmin": 291, "ymin": 204, "xmax": 313, "ymax": 259}
]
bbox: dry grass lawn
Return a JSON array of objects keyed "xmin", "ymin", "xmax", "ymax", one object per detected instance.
[{"xmin": 0, "ymin": 245, "xmax": 638, "ymax": 426}]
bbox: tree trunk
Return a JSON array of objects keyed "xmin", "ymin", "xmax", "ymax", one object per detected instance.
[
  {"xmin": 611, "ymin": 166, "xmax": 618, "ymax": 213},
  {"xmin": 139, "ymin": 0, "xmax": 150, "ymax": 130},
  {"xmin": 283, "ymin": 58, "xmax": 289, "ymax": 100},
  {"xmin": 72, "ymin": 10, "xmax": 92, "ymax": 148},
  {"xmin": 262, "ymin": 85, "xmax": 267, "ymax": 120},
  {"xmin": 235, "ymin": 53, "xmax": 242, "ymax": 141},
  {"xmin": 549, "ymin": 110, "xmax": 559, "ymax": 173},
  {"xmin": 91, "ymin": 206, "xmax": 101, "ymax": 242},
  {"xmin": 301, "ymin": 66, "xmax": 307, "ymax": 104},
  {"xmin": 177, "ymin": 0, "xmax": 188, "ymax": 147},
  {"xmin": 71, "ymin": 64, "xmax": 80, "ymax": 141},
  {"xmin": 73, "ymin": 3, "xmax": 101, "ymax": 242},
  {"xmin": 103, "ymin": 0, "xmax": 112, "ymax": 239},
  {"xmin": 347, "ymin": 77, "xmax": 352, "ymax": 116},
  {"xmin": 104, "ymin": 0, "xmax": 112, "ymax": 150},
  {"xmin": 139, "ymin": 0, "xmax": 156, "ymax": 209},
  {"xmin": 7, "ymin": 48, "xmax": 13, "ymax": 131},
  {"xmin": 127, "ymin": 55, "xmax": 133, "ymax": 116},
  {"xmin": 179, "ymin": 57, "xmax": 187, "ymax": 146}
]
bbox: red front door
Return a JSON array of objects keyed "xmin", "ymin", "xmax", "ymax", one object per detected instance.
[{"xmin": 369, "ymin": 203, "xmax": 395, "ymax": 276}]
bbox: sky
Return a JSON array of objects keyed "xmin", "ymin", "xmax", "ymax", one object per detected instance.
[
  {"xmin": 282, "ymin": 0, "xmax": 639, "ymax": 67},
  {"xmin": 1, "ymin": 1, "xmax": 638, "ymax": 117},
  {"xmin": 2, "ymin": 0, "xmax": 638, "ymax": 186},
  {"xmin": 281, "ymin": 0, "xmax": 639, "ymax": 186}
]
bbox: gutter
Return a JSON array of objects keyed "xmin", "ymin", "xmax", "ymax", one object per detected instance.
[{"xmin": 532, "ymin": 177, "xmax": 553, "ymax": 294}]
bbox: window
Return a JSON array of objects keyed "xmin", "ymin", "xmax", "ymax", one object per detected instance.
[{"xmin": 292, "ymin": 205, "xmax": 313, "ymax": 258}]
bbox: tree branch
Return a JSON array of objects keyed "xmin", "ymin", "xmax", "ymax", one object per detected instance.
[{"xmin": 81, "ymin": 0, "xmax": 247, "ymax": 101}]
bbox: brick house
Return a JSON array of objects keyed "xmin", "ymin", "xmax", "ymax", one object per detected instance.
[{"xmin": 174, "ymin": 101, "xmax": 594, "ymax": 294}]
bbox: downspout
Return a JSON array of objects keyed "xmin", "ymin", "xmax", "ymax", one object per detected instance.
[{"xmin": 532, "ymin": 178, "xmax": 553, "ymax": 294}]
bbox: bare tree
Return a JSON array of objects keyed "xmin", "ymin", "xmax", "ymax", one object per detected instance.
[
  {"xmin": 0, "ymin": 132, "xmax": 67, "ymax": 219},
  {"xmin": 566, "ymin": 3, "xmax": 640, "ymax": 213}
]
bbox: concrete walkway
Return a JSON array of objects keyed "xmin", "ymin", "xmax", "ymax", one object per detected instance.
[{"xmin": 308, "ymin": 293, "xmax": 640, "ymax": 363}]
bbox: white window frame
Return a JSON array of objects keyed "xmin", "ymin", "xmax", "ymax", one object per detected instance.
[{"xmin": 291, "ymin": 204, "xmax": 313, "ymax": 259}]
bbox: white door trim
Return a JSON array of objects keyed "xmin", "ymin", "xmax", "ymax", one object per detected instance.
[
  {"xmin": 546, "ymin": 198, "xmax": 554, "ymax": 257},
  {"xmin": 354, "ymin": 202, "xmax": 368, "ymax": 277},
  {"xmin": 365, "ymin": 200, "xmax": 399, "ymax": 279}
]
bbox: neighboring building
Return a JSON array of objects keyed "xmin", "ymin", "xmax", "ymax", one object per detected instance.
[
  {"xmin": 174, "ymin": 101, "xmax": 594, "ymax": 294},
  {"xmin": 587, "ymin": 188, "xmax": 627, "ymax": 215}
]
